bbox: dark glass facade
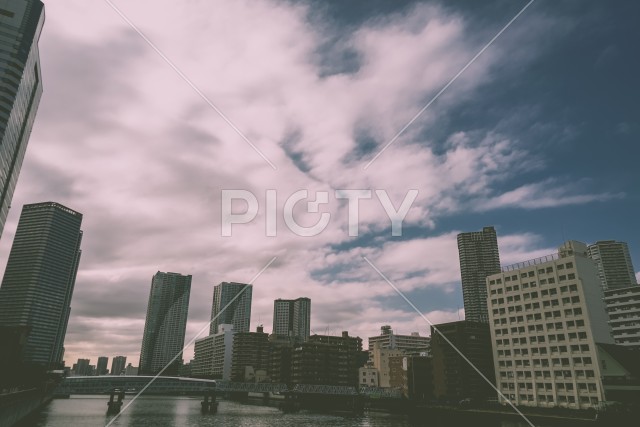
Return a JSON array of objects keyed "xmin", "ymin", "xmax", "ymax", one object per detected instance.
[
  {"xmin": 139, "ymin": 272, "xmax": 191, "ymax": 375},
  {"xmin": 209, "ymin": 282, "xmax": 252, "ymax": 335},
  {"xmin": 0, "ymin": 202, "xmax": 83, "ymax": 366},
  {"xmin": 0, "ymin": 0, "xmax": 45, "ymax": 238},
  {"xmin": 457, "ymin": 226, "xmax": 501, "ymax": 323}
]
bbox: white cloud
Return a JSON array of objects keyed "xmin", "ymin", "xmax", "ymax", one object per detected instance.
[{"xmin": 0, "ymin": 1, "xmax": 595, "ymax": 365}]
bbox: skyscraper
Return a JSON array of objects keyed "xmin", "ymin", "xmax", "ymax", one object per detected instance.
[
  {"xmin": 96, "ymin": 356, "xmax": 109, "ymax": 375},
  {"xmin": 0, "ymin": 1, "xmax": 45, "ymax": 238},
  {"xmin": 272, "ymin": 297, "xmax": 311, "ymax": 341},
  {"xmin": 587, "ymin": 240, "xmax": 637, "ymax": 290},
  {"xmin": 457, "ymin": 226, "xmax": 501, "ymax": 323},
  {"xmin": 111, "ymin": 356, "xmax": 126, "ymax": 376},
  {"xmin": 209, "ymin": 282, "xmax": 252, "ymax": 335},
  {"xmin": 139, "ymin": 272, "xmax": 191, "ymax": 375},
  {"xmin": 0, "ymin": 202, "xmax": 83, "ymax": 366}
]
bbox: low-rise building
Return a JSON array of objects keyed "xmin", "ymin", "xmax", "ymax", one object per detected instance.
[
  {"xmin": 431, "ymin": 320, "xmax": 494, "ymax": 402},
  {"xmin": 291, "ymin": 331, "xmax": 363, "ymax": 386}
]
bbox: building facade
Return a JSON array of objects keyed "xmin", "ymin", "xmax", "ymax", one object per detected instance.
[
  {"xmin": 0, "ymin": 0, "xmax": 45, "ymax": 237},
  {"xmin": 370, "ymin": 344, "xmax": 405, "ymax": 388},
  {"xmin": 291, "ymin": 332, "xmax": 363, "ymax": 387},
  {"xmin": 0, "ymin": 202, "xmax": 83, "ymax": 366},
  {"xmin": 487, "ymin": 241, "xmax": 614, "ymax": 409},
  {"xmin": 192, "ymin": 324, "xmax": 234, "ymax": 380},
  {"xmin": 272, "ymin": 297, "xmax": 311, "ymax": 342},
  {"xmin": 604, "ymin": 285, "xmax": 640, "ymax": 350},
  {"xmin": 111, "ymin": 356, "xmax": 126, "ymax": 376},
  {"xmin": 368, "ymin": 325, "xmax": 430, "ymax": 355},
  {"xmin": 457, "ymin": 226, "xmax": 501, "ymax": 323},
  {"xmin": 209, "ymin": 282, "xmax": 252, "ymax": 335},
  {"xmin": 139, "ymin": 272, "xmax": 191, "ymax": 375},
  {"xmin": 587, "ymin": 240, "xmax": 637, "ymax": 290},
  {"xmin": 231, "ymin": 325, "xmax": 270, "ymax": 382},
  {"xmin": 96, "ymin": 356, "xmax": 108, "ymax": 375},
  {"xmin": 430, "ymin": 320, "xmax": 494, "ymax": 401}
]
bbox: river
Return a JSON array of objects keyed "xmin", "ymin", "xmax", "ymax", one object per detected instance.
[{"xmin": 28, "ymin": 396, "xmax": 544, "ymax": 427}]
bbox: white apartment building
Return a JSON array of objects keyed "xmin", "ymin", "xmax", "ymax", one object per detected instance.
[
  {"xmin": 192, "ymin": 324, "xmax": 234, "ymax": 380},
  {"xmin": 487, "ymin": 241, "xmax": 614, "ymax": 410},
  {"xmin": 368, "ymin": 325, "xmax": 431, "ymax": 355},
  {"xmin": 604, "ymin": 285, "xmax": 640, "ymax": 350}
]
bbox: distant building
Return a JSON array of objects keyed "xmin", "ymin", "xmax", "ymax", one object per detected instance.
[
  {"xmin": 370, "ymin": 344, "xmax": 404, "ymax": 388},
  {"xmin": 111, "ymin": 356, "xmax": 126, "ymax": 376},
  {"xmin": 402, "ymin": 356, "xmax": 433, "ymax": 401},
  {"xmin": 139, "ymin": 271, "xmax": 191, "ymax": 375},
  {"xmin": 388, "ymin": 355, "xmax": 405, "ymax": 388},
  {"xmin": 291, "ymin": 332, "xmax": 363, "ymax": 387},
  {"xmin": 587, "ymin": 240, "xmax": 637, "ymax": 290},
  {"xmin": 272, "ymin": 297, "xmax": 311, "ymax": 342},
  {"xmin": 209, "ymin": 282, "xmax": 252, "ymax": 335},
  {"xmin": 0, "ymin": 202, "xmax": 83, "ymax": 366},
  {"xmin": 72, "ymin": 358, "xmax": 91, "ymax": 376},
  {"xmin": 431, "ymin": 320, "xmax": 494, "ymax": 402},
  {"xmin": 0, "ymin": 0, "xmax": 45, "ymax": 238},
  {"xmin": 604, "ymin": 285, "xmax": 640, "ymax": 350},
  {"xmin": 368, "ymin": 325, "xmax": 430, "ymax": 355},
  {"xmin": 457, "ymin": 226, "xmax": 501, "ymax": 323},
  {"xmin": 192, "ymin": 324, "xmax": 234, "ymax": 380},
  {"xmin": 487, "ymin": 241, "xmax": 614, "ymax": 409},
  {"xmin": 231, "ymin": 325, "xmax": 270, "ymax": 382},
  {"xmin": 358, "ymin": 366, "xmax": 379, "ymax": 387},
  {"xmin": 268, "ymin": 336, "xmax": 294, "ymax": 384},
  {"xmin": 124, "ymin": 363, "xmax": 138, "ymax": 376},
  {"xmin": 96, "ymin": 356, "xmax": 109, "ymax": 375}
]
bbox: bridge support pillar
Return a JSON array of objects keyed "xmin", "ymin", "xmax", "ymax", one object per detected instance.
[
  {"xmin": 107, "ymin": 389, "xmax": 124, "ymax": 414},
  {"xmin": 279, "ymin": 392, "xmax": 300, "ymax": 413},
  {"xmin": 201, "ymin": 392, "xmax": 218, "ymax": 414}
]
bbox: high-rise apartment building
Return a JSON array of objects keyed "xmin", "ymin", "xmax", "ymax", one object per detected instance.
[
  {"xmin": 272, "ymin": 297, "xmax": 311, "ymax": 341},
  {"xmin": 587, "ymin": 240, "xmax": 637, "ymax": 290},
  {"xmin": 487, "ymin": 241, "xmax": 614, "ymax": 409},
  {"xmin": 111, "ymin": 356, "xmax": 126, "ymax": 376},
  {"xmin": 96, "ymin": 356, "xmax": 109, "ymax": 375},
  {"xmin": 457, "ymin": 226, "xmax": 501, "ymax": 323},
  {"xmin": 0, "ymin": 0, "xmax": 45, "ymax": 237},
  {"xmin": 192, "ymin": 324, "xmax": 234, "ymax": 380},
  {"xmin": 139, "ymin": 272, "xmax": 191, "ymax": 375},
  {"xmin": 209, "ymin": 282, "xmax": 252, "ymax": 335},
  {"xmin": 604, "ymin": 286, "xmax": 640, "ymax": 350},
  {"xmin": 368, "ymin": 325, "xmax": 430, "ymax": 355},
  {"xmin": 0, "ymin": 202, "xmax": 82, "ymax": 366}
]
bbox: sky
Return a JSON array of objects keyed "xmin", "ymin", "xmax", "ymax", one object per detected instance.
[{"xmin": 0, "ymin": 0, "xmax": 638, "ymax": 368}]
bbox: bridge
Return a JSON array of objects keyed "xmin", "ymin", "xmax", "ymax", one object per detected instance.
[{"xmin": 55, "ymin": 376, "xmax": 402, "ymax": 398}]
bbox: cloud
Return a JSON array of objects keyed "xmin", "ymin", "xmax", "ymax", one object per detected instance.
[
  {"xmin": 474, "ymin": 179, "xmax": 622, "ymax": 212},
  {"xmin": 0, "ymin": 0, "xmax": 604, "ymax": 366}
]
